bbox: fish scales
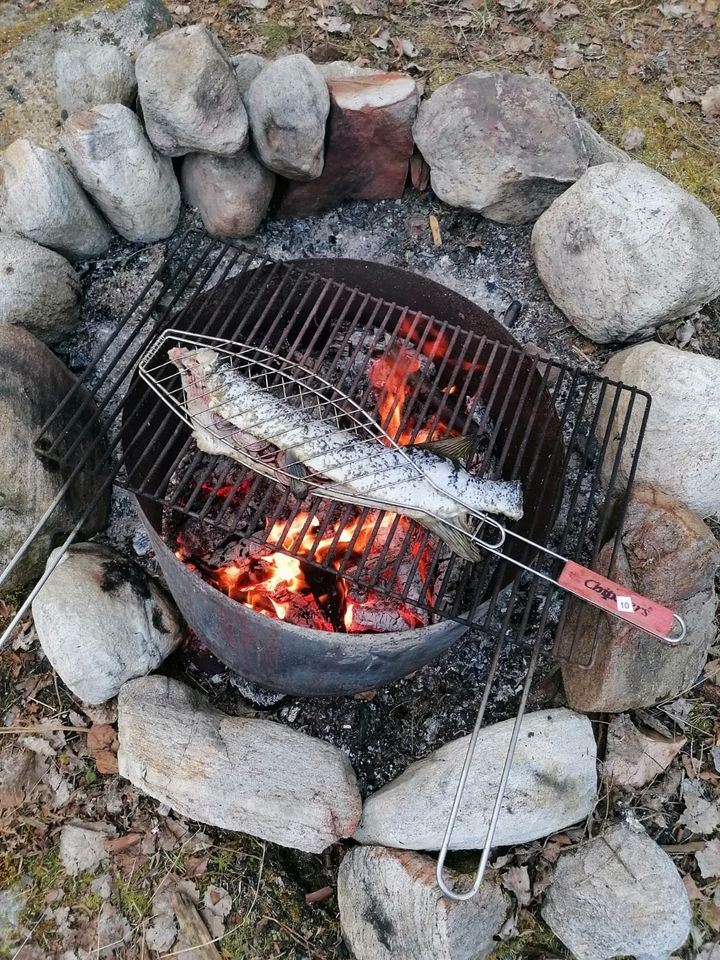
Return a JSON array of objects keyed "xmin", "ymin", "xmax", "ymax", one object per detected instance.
[{"xmin": 169, "ymin": 346, "xmax": 524, "ymax": 562}]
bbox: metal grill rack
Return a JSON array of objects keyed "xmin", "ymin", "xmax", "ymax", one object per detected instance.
[{"xmin": 1, "ymin": 229, "xmax": 650, "ymax": 662}]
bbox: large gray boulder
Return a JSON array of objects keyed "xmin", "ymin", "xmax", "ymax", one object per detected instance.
[
  {"xmin": 54, "ymin": 40, "xmax": 137, "ymax": 118},
  {"xmin": 0, "ymin": 326, "xmax": 108, "ymax": 591},
  {"xmin": 338, "ymin": 846, "xmax": 508, "ymax": 960},
  {"xmin": 230, "ymin": 52, "xmax": 266, "ymax": 94},
  {"xmin": 531, "ymin": 162, "xmax": 720, "ymax": 342},
  {"xmin": 135, "ymin": 25, "xmax": 248, "ymax": 157},
  {"xmin": 118, "ymin": 675, "xmax": 362, "ymax": 853},
  {"xmin": 0, "ymin": 236, "xmax": 81, "ymax": 344},
  {"xmin": 61, "ymin": 103, "xmax": 181, "ymax": 242},
  {"xmin": 413, "ymin": 71, "xmax": 588, "ymax": 224},
  {"xmin": 247, "ymin": 54, "xmax": 330, "ymax": 181},
  {"xmin": 542, "ymin": 823, "xmax": 691, "ymax": 960},
  {"xmin": 597, "ymin": 345, "xmax": 720, "ymax": 517},
  {"xmin": 181, "ymin": 151, "xmax": 275, "ymax": 238},
  {"xmin": 1, "ymin": 139, "xmax": 112, "ymax": 261},
  {"xmin": 33, "ymin": 544, "xmax": 182, "ymax": 704},
  {"xmin": 355, "ymin": 709, "xmax": 597, "ymax": 850}
]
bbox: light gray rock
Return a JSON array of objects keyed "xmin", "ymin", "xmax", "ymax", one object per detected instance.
[
  {"xmin": 531, "ymin": 162, "xmax": 720, "ymax": 342},
  {"xmin": 32, "ymin": 544, "xmax": 182, "ymax": 705},
  {"xmin": 0, "ymin": 235, "xmax": 81, "ymax": 343},
  {"xmin": 61, "ymin": 103, "xmax": 181, "ymax": 242},
  {"xmin": 355, "ymin": 709, "xmax": 597, "ymax": 850},
  {"xmin": 576, "ymin": 118, "xmax": 630, "ymax": 165},
  {"xmin": 1, "ymin": 139, "xmax": 112, "ymax": 261},
  {"xmin": 338, "ymin": 846, "xmax": 508, "ymax": 960},
  {"xmin": 136, "ymin": 25, "xmax": 248, "ymax": 157},
  {"xmin": 0, "ymin": 889, "xmax": 25, "ymax": 952},
  {"xmin": 247, "ymin": 54, "xmax": 330, "ymax": 180},
  {"xmin": 181, "ymin": 150, "xmax": 275, "ymax": 238},
  {"xmin": 542, "ymin": 823, "xmax": 691, "ymax": 960},
  {"xmin": 60, "ymin": 823, "xmax": 112, "ymax": 876},
  {"xmin": 0, "ymin": 326, "xmax": 108, "ymax": 591},
  {"xmin": 413, "ymin": 71, "xmax": 588, "ymax": 224},
  {"xmin": 118, "ymin": 675, "xmax": 362, "ymax": 853},
  {"xmin": 597, "ymin": 345, "xmax": 720, "ymax": 518},
  {"xmin": 54, "ymin": 40, "xmax": 137, "ymax": 118},
  {"xmin": 316, "ymin": 61, "xmax": 385, "ymax": 80},
  {"xmin": 230, "ymin": 52, "xmax": 267, "ymax": 93}
]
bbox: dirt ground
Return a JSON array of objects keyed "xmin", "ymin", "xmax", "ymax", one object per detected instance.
[{"xmin": 1, "ymin": 0, "xmax": 719, "ymax": 957}]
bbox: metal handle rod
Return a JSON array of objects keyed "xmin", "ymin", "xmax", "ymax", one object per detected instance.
[{"xmin": 436, "ymin": 628, "xmax": 545, "ymax": 901}]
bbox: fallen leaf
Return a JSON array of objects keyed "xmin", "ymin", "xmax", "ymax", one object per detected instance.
[
  {"xmin": 504, "ymin": 34, "xmax": 534, "ymax": 52},
  {"xmin": 603, "ymin": 714, "xmax": 685, "ymax": 789},
  {"xmin": 552, "ymin": 52, "xmax": 584, "ymax": 72},
  {"xmin": 501, "ymin": 865, "xmax": 532, "ymax": 906},
  {"xmin": 87, "ymin": 723, "xmax": 119, "ymax": 775},
  {"xmin": 351, "ymin": 0, "xmax": 381, "ymax": 12},
  {"xmin": 185, "ymin": 854, "xmax": 210, "ymax": 878},
  {"xmin": 679, "ymin": 785, "xmax": 720, "ymax": 835},
  {"xmin": 558, "ymin": 2, "xmax": 581, "ymax": 14},
  {"xmin": 370, "ymin": 28, "xmax": 390, "ymax": 49},
  {"xmin": 449, "ymin": 13, "xmax": 474, "ymax": 26},
  {"xmin": 392, "ymin": 37, "xmax": 419, "ymax": 58},
  {"xmin": 201, "ymin": 885, "xmax": 232, "ymax": 939},
  {"xmin": 683, "ymin": 873, "xmax": 704, "ymax": 900},
  {"xmin": 621, "ymin": 126, "xmax": 645, "ymax": 149},
  {"xmin": 534, "ymin": 8, "xmax": 558, "ymax": 29},
  {"xmin": 657, "ymin": 1, "xmax": 691, "ymax": 15},
  {"xmin": 696, "ymin": 839, "xmax": 720, "ymax": 879},
  {"xmin": 701, "ymin": 85, "xmax": 720, "ymax": 118},
  {"xmin": 316, "ymin": 15, "xmax": 352, "ymax": 33},
  {"xmin": 498, "ymin": 0, "xmax": 535, "ymax": 10},
  {"xmin": 665, "ymin": 85, "xmax": 699, "ymax": 105}
]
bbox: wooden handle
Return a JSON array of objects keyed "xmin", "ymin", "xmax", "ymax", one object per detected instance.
[{"xmin": 558, "ymin": 560, "xmax": 682, "ymax": 642}]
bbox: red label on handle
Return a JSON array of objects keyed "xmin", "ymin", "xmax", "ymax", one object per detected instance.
[{"xmin": 558, "ymin": 560, "xmax": 676, "ymax": 639}]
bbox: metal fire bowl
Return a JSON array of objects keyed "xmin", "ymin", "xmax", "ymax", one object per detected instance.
[{"xmin": 123, "ymin": 258, "xmax": 561, "ymax": 696}]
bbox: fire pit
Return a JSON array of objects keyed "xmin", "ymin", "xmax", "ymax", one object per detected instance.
[{"xmin": 121, "ymin": 257, "xmax": 563, "ymax": 694}]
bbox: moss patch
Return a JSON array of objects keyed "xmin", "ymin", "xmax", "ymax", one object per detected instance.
[{"xmin": 0, "ymin": 0, "xmax": 128, "ymax": 56}]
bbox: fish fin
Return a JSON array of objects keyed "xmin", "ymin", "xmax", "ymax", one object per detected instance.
[
  {"xmin": 406, "ymin": 434, "xmax": 474, "ymax": 465},
  {"xmin": 282, "ymin": 452, "xmax": 310, "ymax": 500},
  {"xmin": 421, "ymin": 513, "xmax": 482, "ymax": 563}
]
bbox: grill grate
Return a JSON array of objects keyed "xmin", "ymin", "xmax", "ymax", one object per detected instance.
[{"xmin": 1, "ymin": 228, "xmax": 650, "ymax": 665}]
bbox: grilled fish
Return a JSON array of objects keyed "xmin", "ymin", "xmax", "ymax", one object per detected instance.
[{"xmin": 169, "ymin": 346, "xmax": 523, "ymax": 562}]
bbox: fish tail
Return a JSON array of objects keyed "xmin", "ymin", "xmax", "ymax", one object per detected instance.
[{"xmin": 420, "ymin": 513, "xmax": 483, "ymax": 563}]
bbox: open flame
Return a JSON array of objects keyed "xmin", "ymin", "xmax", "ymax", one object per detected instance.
[{"xmin": 174, "ymin": 330, "xmax": 460, "ymax": 632}]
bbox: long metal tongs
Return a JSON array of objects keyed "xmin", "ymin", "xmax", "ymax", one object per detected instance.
[{"xmin": 140, "ymin": 330, "xmax": 686, "ymax": 897}]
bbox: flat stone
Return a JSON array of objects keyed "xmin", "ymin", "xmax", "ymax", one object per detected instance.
[
  {"xmin": 1, "ymin": 138, "xmax": 112, "ymax": 260},
  {"xmin": 338, "ymin": 845, "xmax": 508, "ymax": 960},
  {"xmin": 598, "ymin": 346, "xmax": 720, "ymax": 517},
  {"xmin": 230, "ymin": 52, "xmax": 267, "ymax": 94},
  {"xmin": 278, "ymin": 72, "xmax": 418, "ymax": 217},
  {"xmin": 54, "ymin": 40, "xmax": 137, "ymax": 118},
  {"xmin": 32, "ymin": 543, "xmax": 182, "ymax": 705},
  {"xmin": 59, "ymin": 823, "xmax": 113, "ymax": 876},
  {"xmin": 355, "ymin": 709, "xmax": 597, "ymax": 850},
  {"xmin": 181, "ymin": 150, "xmax": 275, "ymax": 238},
  {"xmin": 542, "ymin": 823, "xmax": 692, "ymax": 960},
  {"xmin": 118, "ymin": 675, "xmax": 362, "ymax": 853},
  {"xmin": 0, "ymin": 326, "xmax": 108, "ymax": 591},
  {"xmin": 61, "ymin": 103, "xmax": 181, "ymax": 242},
  {"xmin": 413, "ymin": 71, "xmax": 588, "ymax": 224},
  {"xmin": 136, "ymin": 25, "xmax": 248, "ymax": 157},
  {"xmin": 531, "ymin": 162, "xmax": 720, "ymax": 342},
  {"xmin": 560, "ymin": 485, "xmax": 720, "ymax": 712},
  {"xmin": 0, "ymin": 235, "xmax": 81, "ymax": 343},
  {"xmin": 247, "ymin": 54, "xmax": 330, "ymax": 180},
  {"xmin": 0, "ymin": 0, "xmax": 172, "ymax": 152}
]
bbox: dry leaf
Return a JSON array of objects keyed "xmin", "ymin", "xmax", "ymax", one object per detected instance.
[
  {"xmin": 534, "ymin": 8, "xmax": 558, "ymax": 29},
  {"xmin": 701, "ymin": 84, "xmax": 720, "ymax": 118},
  {"xmin": 696, "ymin": 839, "xmax": 720, "ymax": 879},
  {"xmin": 603, "ymin": 714, "xmax": 685, "ymax": 789},
  {"xmin": 683, "ymin": 873, "xmax": 704, "ymax": 900},
  {"xmin": 316, "ymin": 15, "xmax": 352, "ymax": 33},
  {"xmin": 658, "ymin": 1, "xmax": 691, "ymax": 15},
  {"xmin": 679, "ymin": 785, "xmax": 720, "ymax": 835},
  {"xmin": 87, "ymin": 723, "xmax": 119, "ymax": 775},
  {"xmin": 449, "ymin": 13, "xmax": 474, "ymax": 26},
  {"xmin": 501, "ymin": 865, "xmax": 532, "ymax": 906},
  {"xmin": 351, "ymin": 0, "xmax": 381, "ymax": 12},
  {"xmin": 504, "ymin": 34, "xmax": 534, "ymax": 52},
  {"xmin": 185, "ymin": 854, "xmax": 210, "ymax": 878},
  {"xmin": 370, "ymin": 28, "xmax": 390, "ymax": 49},
  {"xmin": 665, "ymin": 85, "xmax": 699, "ymax": 104},
  {"xmin": 558, "ymin": 2, "xmax": 581, "ymax": 14},
  {"xmin": 392, "ymin": 37, "xmax": 419, "ymax": 57},
  {"xmin": 498, "ymin": 0, "xmax": 535, "ymax": 9},
  {"xmin": 553, "ymin": 52, "xmax": 584, "ymax": 72},
  {"xmin": 621, "ymin": 126, "xmax": 645, "ymax": 149}
]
